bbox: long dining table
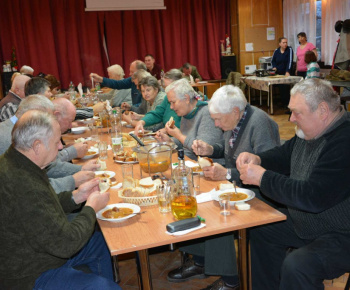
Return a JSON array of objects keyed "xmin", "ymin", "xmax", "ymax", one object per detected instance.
[{"xmin": 64, "ymin": 124, "xmax": 286, "ymax": 290}]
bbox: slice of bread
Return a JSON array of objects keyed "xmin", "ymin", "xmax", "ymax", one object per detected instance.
[
  {"xmin": 217, "ymin": 183, "xmax": 234, "ymax": 191},
  {"xmin": 235, "ymin": 202, "xmax": 251, "ymax": 211},
  {"xmin": 168, "ymin": 116, "xmax": 175, "ymax": 129},
  {"xmin": 139, "ymin": 177, "xmax": 154, "ymax": 188},
  {"xmin": 99, "ymin": 179, "xmax": 110, "ymax": 193},
  {"xmin": 198, "ymin": 156, "xmax": 213, "ymax": 168}
]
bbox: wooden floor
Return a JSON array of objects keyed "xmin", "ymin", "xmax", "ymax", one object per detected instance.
[{"xmin": 116, "ymin": 98, "xmax": 348, "ymax": 289}]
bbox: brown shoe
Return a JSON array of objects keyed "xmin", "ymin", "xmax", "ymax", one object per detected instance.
[
  {"xmin": 201, "ymin": 278, "xmax": 240, "ymax": 290},
  {"xmin": 167, "ymin": 257, "xmax": 206, "ymax": 282}
]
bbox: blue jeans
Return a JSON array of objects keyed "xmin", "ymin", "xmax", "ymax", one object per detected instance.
[{"xmin": 34, "ymin": 231, "xmax": 120, "ymax": 290}]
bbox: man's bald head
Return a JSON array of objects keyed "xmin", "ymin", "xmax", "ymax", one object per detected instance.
[
  {"xmin": 11, "ymin": 75, "xmax": 31, "ymax": 99},
  {"xmin": 52, "ymin": 98, "xmax": 77, "ymax": 133}
]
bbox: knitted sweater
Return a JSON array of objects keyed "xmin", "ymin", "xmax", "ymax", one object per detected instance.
[
  {"xmin": 130, "ymin": 91, "xmax": 166, "ymax": 115},
  {"xmin": 259, "ymin": 110, "xmax": 350, "ymax": 239},
  {"xmin": 0, "ymin": 147, "xmax": 96, "ymax": 289},
  {"xmin": 211, "ymin": 104, "xmax": 280, "ymax": 184},
  {"xmin": 141, "ymin": 96, "xmax": 181, "ymax": 129},
  {"xmin": 174, "ymin": 105, "xmax": 223, "ymax": 161}
]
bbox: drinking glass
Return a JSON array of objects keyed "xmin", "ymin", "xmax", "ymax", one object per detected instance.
[
  {"xmin": 157, "ymin": 181, "xmax": 173, "ymax": 213},
  {"xmin": 193, "ymin": 173, "xmax": 201, "ymax": 196},
  {"xmin": 122, "ymin": 164, "xmax": 134, "ymax": 188},
  {"xmin": 98, "ymin": 141, "xmax": 108, "ymax": 160},
  {"xmin": 219, "ymin": 194, "xmax": 231, "ymax": 216}
]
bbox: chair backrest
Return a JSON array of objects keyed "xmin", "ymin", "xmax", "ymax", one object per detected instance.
[{"xmin": 226, "ymin": 72, "xmax": 246, "ymax": 91}]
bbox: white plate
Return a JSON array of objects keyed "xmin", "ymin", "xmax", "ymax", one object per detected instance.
[
  {"xmin": 95, "ymin": 171, "xmax": 116, "ymax": 179},
  {"xmin": 80, "ymin": 118, "xmax": 95, "ymax": 124},
  {"xmin": 96, "ymin": 203, "xmax": 141, "ymax": 222},
  {"xmin": 71, "ymin": 127, "xmax": 88, "ymax": 134},
  {"xmin": 212, "ymin": 188, "xmax": 255, "ymax": 205},
  {"xmin": 114, "ymin": 159, "xmax": 139, "ymax": 164},
  {"xmin": 82, "ymin": 148, "xmax": 99, "ymax": 160},
  {"xmin": 198, "ymin": 81, "xmax": 208, "ymax": 84}
]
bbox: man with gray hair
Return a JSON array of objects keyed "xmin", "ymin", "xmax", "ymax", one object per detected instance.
[
  {"xmin": 193, "ymin": 85, "xmax": 280, "ymax": 184},
  {"xmin": 237, "ymin": 78, "xmax": 350, "ymax": 289},
  {"xmin": 90, "ymin": 60, "xmax": 147, "ymax": 106},
  {"xmin": 20, "ymin": 65, "xmax": 34, "ymax": 75},
  {"xmin": 0, "ymin": 110, "xmax": 119, "ymax": 289},
  {"xmin": 167, "ymin": 85, "xmax": 280, "ymax": 289},
  {"xmin": 97, "ymin": 64, "xmax": 132, "ymax": 107},
  {"xmin": 0, "ymin": 74, "xmax": 31, "ymax": 121},
  {"xmin": 0, "ymin": 95, "xmax": 96, "ymax": 193}
]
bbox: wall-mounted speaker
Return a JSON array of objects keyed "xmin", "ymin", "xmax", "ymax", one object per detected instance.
[{"xmin": 220, "ymin": 55, "xmax": 237, "ymax": 79}]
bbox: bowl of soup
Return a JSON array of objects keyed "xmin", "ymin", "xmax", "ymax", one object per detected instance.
[{"xmin": 213, "ymin": 188, "xmax": 255, "ymax": 205}]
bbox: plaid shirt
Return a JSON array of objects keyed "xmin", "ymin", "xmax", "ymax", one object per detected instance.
[{"xmin": 229, "ymin": 106, "xmax": 248, "ymax": 148}]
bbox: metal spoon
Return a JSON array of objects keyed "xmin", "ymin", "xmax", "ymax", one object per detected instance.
[
  {"xmin": 233, "ymin": 181, "xmax": 238, "ymax": 196},
  {"xmin": 133, "ymin": 211, "xmax": 147, "ymax": 215}
]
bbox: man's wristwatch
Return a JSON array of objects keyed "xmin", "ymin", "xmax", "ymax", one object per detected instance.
[{"xmin": 226, "ymin": 168, "xmax": 232, "ymax": 180}]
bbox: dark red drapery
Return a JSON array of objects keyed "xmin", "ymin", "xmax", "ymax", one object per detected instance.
[{"xmin": 0, "ymin": 0, "xmax": 230, "ymax": 88}]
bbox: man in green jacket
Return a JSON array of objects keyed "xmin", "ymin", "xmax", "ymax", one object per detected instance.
[
  {"xmin": 0, "ymin": 111, "xmax": 120, "ymax": 290},
  {"xmin": 180, "ymin": 62, "xmax": 202, "ymax": 83}
]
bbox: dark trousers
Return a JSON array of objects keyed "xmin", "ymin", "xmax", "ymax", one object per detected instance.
[
  {"xmin": 297, "ymin": 71, "xmax": 307, "ymax": 78},
  {"xmin": 277, "ymin": 84, "xmax": 291, "ymax": 107},
  {"xmin": 250, "ymin": 209, "xmax": 350, "ymax": 290}
]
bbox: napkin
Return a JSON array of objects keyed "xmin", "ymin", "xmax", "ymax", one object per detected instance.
[
  {"xmin": 196, "ymin": 189, "xmax": 216, "ymax": 204},
  {"xmin": 165, "ymin": 223, "xmax": 206, "ymax": 236},
  {"xmin": 91, "ymin": 145, "xmax": 112, "ymax": 152},
  {"xmin": 172, "ymin": 161, "xmax": 198, "ymax": 169},
  {"xmin": 111, "ymin": 183, "xmax": 122, "ymax": 189},
  {"xmin": 77, "ymin": 83, "xmax": 83, "ymax": 98}
]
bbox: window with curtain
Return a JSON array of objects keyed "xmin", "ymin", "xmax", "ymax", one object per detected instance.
[{"xmin": 284, "ymin": 0, "xmax": 350, "ymax": 66}]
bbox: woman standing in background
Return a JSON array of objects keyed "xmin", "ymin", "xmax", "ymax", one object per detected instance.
[{"xmin": 296, "ymin": 32, "xmax": 318, "ymax": 78}]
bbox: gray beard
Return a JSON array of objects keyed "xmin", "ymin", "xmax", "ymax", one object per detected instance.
[{"xmin": 295, "ymin": 126, "xmax": 305, "ymax": 139}]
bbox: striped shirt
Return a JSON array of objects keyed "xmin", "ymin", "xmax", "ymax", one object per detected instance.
[{"xmin": 306, "ymin": 62, "xmax": 320, "ymax": 79}]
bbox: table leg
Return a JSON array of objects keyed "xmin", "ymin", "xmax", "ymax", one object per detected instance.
[
  {"xmin": 137, "ymin": 250, "xmax": 153, "ymax": 290},
  {"xmin": 248, "ymin": 86, "xmax": 251, "ymax": 104},
  {"xmin": 238, "ymin": 229, "xmax": 249, "ymax": 290},
  {"xmin": 270, "ymin": 85, "xmax": 274, "ymax": 115},
  {"xmin": 259, "ymin": 90, "xmax": 262, "ymax": 106}
]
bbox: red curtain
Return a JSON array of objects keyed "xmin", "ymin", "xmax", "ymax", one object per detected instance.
[{"xmin": 0, "ymin": 0, "xmax": 230, "ymax": 88}]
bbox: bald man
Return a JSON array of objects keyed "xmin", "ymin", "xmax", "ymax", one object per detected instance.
[
  {"xmin": 0, "ymin": 74, "xmax": 31, "ymax": 121},
  {"xmin": 52, "ymin": 98, "xmax": 89, "ymax": 161}
]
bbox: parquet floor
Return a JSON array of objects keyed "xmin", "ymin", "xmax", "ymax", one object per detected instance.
[{"xmin": 116, "ymin": 96, "xmax": 348, "ymax": 289}]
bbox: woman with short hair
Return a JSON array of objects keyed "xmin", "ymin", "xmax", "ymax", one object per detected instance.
[
  {"xmin": 122, "ymin": 76, "xmax": 165, "ymax": 128},
  {"xmin": 155, "ymin": 78, "xmax": 223, "ymax": 161},
  {"xmin": 134, "ymin": 69, "xmax": 183, "ymax": 134}
]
